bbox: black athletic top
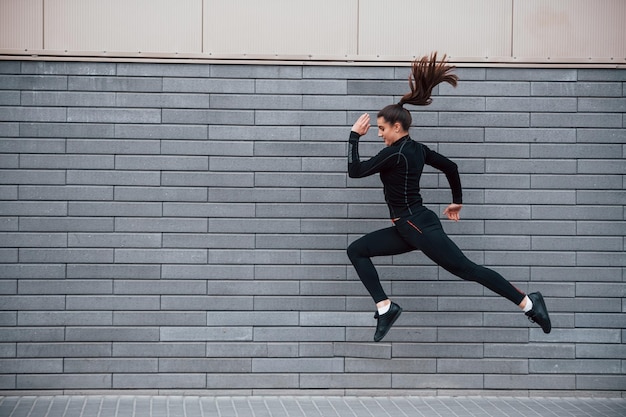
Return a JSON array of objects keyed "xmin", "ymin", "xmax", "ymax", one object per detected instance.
[{"xmin": 348, "ymin": 131, "xmax": 463, "ymax": 219}]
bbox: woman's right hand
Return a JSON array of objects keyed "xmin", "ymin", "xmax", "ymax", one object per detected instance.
[{"xmin": 351, "ymin": 113, "xmax": 371, "ymax": 136}]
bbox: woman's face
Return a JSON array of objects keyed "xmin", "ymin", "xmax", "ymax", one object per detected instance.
[{"xmin": 377, "ymin": 117, "xmax": 406, "ymax": 146}]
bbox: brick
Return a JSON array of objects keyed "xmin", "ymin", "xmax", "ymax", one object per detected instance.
[
  {"xmin": 206, "ymin": 280, "xmax": 298, "ymax": 296},
  {"xmin": 20, "ymin": 122, "xmax": 114, "ymax": 138},
  {"xmin": 17, "ymin": 374, "xmax": 112, "ymax": 389},
  {"xmin": 254, "ymin": 141, "xmax": 344, "ymax": 157},
  {"xmin": 67, "ymin": 108, "xmax": 160, "ymax": 123},
  {"xmin": 114, "ymin": 155, "xmax": 208, "ymax": 171},
  {"xmin": 532, "ymin": 205, "xmax": 622, "ymax": 220},
  {"xmin": 253, "ymin": 327, "xmax": 345, "ymax": 342},
  {"xmin": 112, "ymin": 342, "xmax": 205, "ymax": 357},
  {"xmin": 255, "ymin": 234, "xmax": 346, "ymax": 250},
  {"xmin": 115, "ymin": 217, "xmax": 206, "ymax": 233},
  {"xmin": 161, "ymin": 172, "xmax": 253, "ymax": 187},
  {"xmin": 303, "ymin": 95, "xmax": 391, "ymax": 111},
  {"xmin": 529, "ymin": 359, "xmax": 621, "ymax": 375},
  {"xmin": 205, "ymin": 312, "xmax": 297, "ymax": 327},
  {"xmin": 118, "ymin": 63, "xmax": 208, "ymax": 77},
  {"xmin": 212, "ymin": 94, "xmax": 302, "ymax": 110},
  {"xmin": 114, "ymin": 280, "xmax": 206, "ymax": 295},
  {"xmin": 115, "ymin": 123, "xmax": 207, "ymax": 140},
  {"xmin": 114, "ymin": 249, "xmax": 207, "ymax": 264},
  {"xmin": 67, "ymin": 264, "xmax": 160, "ymax": 279},
  {"xmin": 486, "ymin": 97, "xmax": 576, "ymax": 112},
  {"xmin": 485, "ymin": 128, "xmax": 575, "ymax": 143},
  {"xmin": 0, "ymin": 91, "xmax": 20, "ymax": 105},
  {"xmin": 67, "ymin": 233, "xmax": 160, "ymax": 248},
  {"xmin": 113, "ymin": 312, "xmax": 206, "ymax": 326},
  {"xmin": 531, "ymin": 113, "xmax": 622, "ymax": 128},
  {"xmin": 485, "ymin": 374, "xmax": 574, "ymax": 390},
  {"xmin": 205, "ymin": 342, "xmax": 268, "ymax": 358},
  {"xmin": 209, "ymin": 218, "xmax": 299, "ymax": 234},
  {"xmin": 533, "ymin": 175, "xmax": 621, "ymax": 190},
  {"xmin": 67, "ymin": 139, "xmax": 161, "ymax": 155},
  {"xmin": 0, "ymin": 327, "xmax": 64, "ymax": 342},
  {"xmin": 19, "ymin": 154, "xmax": 114, "ymax": 169},
  {"xmin": 21, "ymin": 91, "xmax": 116, "ymax": 107},
  {"xmin": 163, "ymin": 233, "xmax": 254, "ymax": 249},
  {"xmin": 206, "ymin": 373, "xmax": 298, "ymax": 389},
  {"xmin": 579, "ymin": 97, "xmax": 626, "ymax": 113},
  {"xmin": 0, "ymin": 170, "xmax": 66, "ymax": 185},
  {"xmin": 66, "ymin": 295, "xmax": 160, "ymax": 311},
  {"xmin": 255, "ymin": 265, "xmax": 347, "ymax": 280},
  {"xmin": 162, "ymin": 265, "xmax": 254, "ymax": 279},
  {"xmin": 17, "ymin": 343, "xmax": 111, "ymax": 358},
  {"xmin": 301, "ymin": 373, "xmax": 391, "ymax": 389},
  {"xmin": 160, "ymin": 327, "xmax": 252, "ymax": 341},
  {"xmin": 211, "ymin": 248, "xmax": 300, "ymax": 265},
  {"xmin": 22, "ymin": 61, "xmax": 116, "ymax": 76},
  {"xmin": 64, "ymin": 358, "xmax": 157, "ymax": 373},
  {"xmin": 255, "ymin": 110, "xmax": 346, "ymax": 126},
  {"xmin": 439, "ymin": 112, "xmax": 529, "ymax": 128},
  {"xmin": 487, "ymin": 68, "xmax": 577, "ymax": 81},
  {"xmin": 66, "ymin": 170, "xmax": 161, "ymax": 186},
  {"xmin": 159, "ymin": 358, "xmax": 250, "ymax": 373},
  {"xmin": 576, "ymin": 128, "xmax": 626, "ymax": 143},
  {"xmin": 163, "ymin": 77, "xmax": 254, "ymax": 93},
  {"xmin": 116, "ymin": 92, "xmax": 211, "ymax": 108},
  {"xmin": 114, "ymin": 186, "xmax": 207, "ymax": 202},
  {"xmin": 0, "ymin": 232, "xmax": 66, "ymax": 248},
  {"xmin": 532, "ymin": 236, "xmax": 622, "ymax": 251},
  {"xmin": 578, "ymin": 160, "xmax": 626, "ymax": 174},
  {"xmin": 18, "ymin": 248, "xmax": 113, "ymax": 264},
  {"xmin": 209, "ymin": 156, "xmax": 301, "ymax": 172},
  {"xmin": 485, "ymin": 189, "xmax": 574, "ymax": 204},
  {"xmin": 68, "ymin": 76, "xmax": 161, "ymax": 92},
  {"xmin": 0, "ymin": 264, "xmax": 66, "ymax": 279},
  {"xmin": 531, "ymin": 81, "xmax": 622, "ymax": 97},
  {"xmin": 0, "ymin": 311, "xmax": 16, "ymax": 325},
  {"xmin": 0, "ymin": 75, "xmax": 67, "ymax": 90},
  {"xmin": 18, "ymin": 311, "xmax": 112, "ymax": 325},
  {"xmin": 347, "ymin": 80, "xmax": 415, "ymax": 95},
  {"xmin": 19, "ymin": 217, "xmax": 114, "ymax": 232},
  {"xmin": 254, "ymin": 296, "xmax": 343, "ymax": 312},
  {"xmin": 163, "ymin": 203, "xmax": 254, "ymax": 218},
  {"xmin": 208, "ymin": 188, "xmax": 300, "ymax": 203},
  {"xmin": 576, "ymin": 375, "xmax": 626, "ymax": 391},
  {"xmin": 438, "ymin": 358, "xmax": 528, "ymax": 374},
  {"xmin": 65, "ymin": 327, "xmax": 159, "ymax": 342},
  {"xmin": 113, "ymin": 373, "xmax": 206, "ymax": 389},
  {"xmin": 19, "ymin": 185, "xmax": 113, "ymax": 201},
  {"xmin": 68, "ymin": 202, "xmax": 162, "ymax": 217},
  {"xmin": 0, "ymin": 138, "xmax": 66, "ymax": 154},
  {"xmin": 253, "ymin": 358, "xmax": 343, "ymax": 373}
]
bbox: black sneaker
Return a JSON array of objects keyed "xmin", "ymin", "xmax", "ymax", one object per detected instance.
[
  {"xmin": 373, "ymin": 301, "xmax": 402, "ymax": 342},
  {"xmin": 525, "ymin": 292, "xmax": 551, "ymax": 334}
]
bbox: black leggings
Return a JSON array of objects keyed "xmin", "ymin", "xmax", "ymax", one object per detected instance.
[{"xmin": 347, "ymin": 206, "xmax": 526, "ymax": 305}]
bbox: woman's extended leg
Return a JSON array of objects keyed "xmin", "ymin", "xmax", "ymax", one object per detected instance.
[{"xmin": 396, "ymin": 209, "xmax": 525, "ymax": 305}]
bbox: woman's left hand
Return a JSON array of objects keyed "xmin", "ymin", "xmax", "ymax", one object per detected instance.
[{"xmin": 443, "ymin": 203, "xmax": 462, "ymax": 222}]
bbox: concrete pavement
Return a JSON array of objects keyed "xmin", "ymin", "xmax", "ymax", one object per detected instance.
[{"xmin": 1, "ymin": 395, "xmax": 626, "ymax": 417}]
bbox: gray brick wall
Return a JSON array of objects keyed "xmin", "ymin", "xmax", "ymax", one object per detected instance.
[{"xmin": 0, "ymin": 60, "xmax": 624, "ymax": 395}]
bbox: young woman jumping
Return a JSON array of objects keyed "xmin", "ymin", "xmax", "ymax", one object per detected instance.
[{"xmin": 347, "ymin": 52, "xmax": 551, "ymax": 342}]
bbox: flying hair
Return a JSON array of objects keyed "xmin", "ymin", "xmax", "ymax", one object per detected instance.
[{"xmin": 398, "ymin": 52, "xmax": 458, "ymax": 107}]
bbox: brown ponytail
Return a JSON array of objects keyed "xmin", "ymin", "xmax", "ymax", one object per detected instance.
[
  {"xmin": 378, "ymin": 52, "xmax": 458, "ymax": 131},
  {"xmin": 399, "ymin": 52, "xmax": 458, "ymax": 107}
]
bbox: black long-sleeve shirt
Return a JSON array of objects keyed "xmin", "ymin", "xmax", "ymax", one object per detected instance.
[{"xmin": 348, "ymin": 131, "xmax": 462, "ymax": 219}]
